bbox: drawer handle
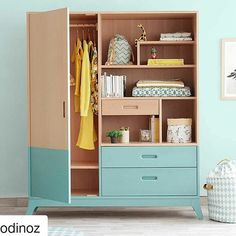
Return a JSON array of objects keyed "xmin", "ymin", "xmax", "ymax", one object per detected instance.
[
  {"xmin": 122, "ymin": 105, "xmax": 138, "ymax": 110},
  {"xmin": 62, "ymin": 101, "xmax": 66, "ymax": 118},
  {"xmin": 141, "ymin": 155, "xmax": 158, "ymax": 159},
  {"xmin": 141, "ymin": 176, "xmax": 158, "ymax": 181}
]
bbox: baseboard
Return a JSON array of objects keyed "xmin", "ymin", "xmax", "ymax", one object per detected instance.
[
  {"xmin": 0, "ymin": 198, "xmax": 28, "ymax": 207},
  {"xmin": 0, "ymin": 197, "xmax": 207, "ymax": 208}
]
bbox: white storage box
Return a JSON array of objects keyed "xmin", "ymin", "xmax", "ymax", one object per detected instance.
[
  {"xmin": 204, "ymin": 159, "xmax": 236, "ymax": 223},
  {"xmin": 167, "ymin": 118, "xmax": 192, "ymax": 143}
]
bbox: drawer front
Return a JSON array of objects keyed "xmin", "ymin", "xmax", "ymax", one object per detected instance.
[
  {"xmin": 102, "ymin": 99, "xmax": 159, "ymax": 115},
  {"xmin": 101, "ymin": 147, "xmax": 197, "ymax": 168},
  {"xmin": 102, "ymin": 168, "xmax": 197, "ymax": 196}
]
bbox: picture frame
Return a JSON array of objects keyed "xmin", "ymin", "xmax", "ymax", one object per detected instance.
[{"xmin": 221, "ymin": 38, "xmax": 236, "ymax": 99}]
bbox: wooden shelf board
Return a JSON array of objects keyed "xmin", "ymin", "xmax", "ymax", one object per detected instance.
[
  {"xmin": 138, "ymin": 41, "xmax": 195, "ymax": 45},
  {"xmin": 100, "ymin": 12, "xmax": 197, "ymax": 20},
  {"xmin": 101, "ymin": 65, "xmax": 196, "ymax": 69},
  {"xmin": 101, "ymin": 142, "xmax": 198, "ymax": 147},
  {"xmin": 72, "ymin": 189, "xmax": 99, "ymax": 196},
  {"xmin": 101, "ymin": 97, "xmax": 197, "ymax": 100},
  {"xmin": 71, "ymin": 161, "xmax": 98, "ymax": 170}
]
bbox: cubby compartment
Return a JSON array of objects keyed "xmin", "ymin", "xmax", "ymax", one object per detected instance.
[
  {"xmin": 102, "ymin": 115, "xmax": 161, "ymax": 144},
  {"xmin": 102, "ymin": 68, "xmax": 196, "ymax": 97},
  {"xmin": 162, "ymin": 99, "xmax": 197, "ymax": 143},
  {"xmin": 71, "ymin": 169, "xmax": 99, "ymax": 196},
  {"xmin": 101, "ymin": 13, "xmax": 195, "ymax": 65},
  {"xmin": 139, "ymin": 44, "xmax": 195, "ymax": 65}
]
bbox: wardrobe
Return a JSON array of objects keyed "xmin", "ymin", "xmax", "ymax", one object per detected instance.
[{"xmin": 27, "ymin": 8, "xmax": 202, "ymax": 219}]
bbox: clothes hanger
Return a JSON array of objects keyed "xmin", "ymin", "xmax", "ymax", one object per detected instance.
[
  {"xmin": 82, "ymin": 28, "xmax": 85, "ymax": 41},
  {"xmin": 76, "ymin": 29, "xmax": 79, "ymax": 46},
  {"xmin": 93, "ymin": 30, "xmax": 96, "ymax": 47},
  {"xmin": 87, "ymin": 28, "xmax": 90, "ymax": 42}
]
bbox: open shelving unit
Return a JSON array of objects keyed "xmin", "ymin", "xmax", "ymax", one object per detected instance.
[{"xmin": 99, "ymin": 12, "xmax": 198, "ymax": 147}]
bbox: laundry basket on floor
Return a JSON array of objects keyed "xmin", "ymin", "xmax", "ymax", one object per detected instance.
[{"xmin": 204, "ymin": 159, "xmax": 236, "ymax": 223}]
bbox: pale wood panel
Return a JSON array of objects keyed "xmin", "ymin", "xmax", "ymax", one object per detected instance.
[
  {"xmin": 101, "ymin": 65, "xmax": 195, "ymax": 68},
  {"xmin": 101, "ymin": 12, "xmax": 197, "ymax": 20},
  {"xmin": 29, "ymin": 8, "xmax": 69, "ymax": 149},
  {"xmin": 98, "ymin": 14, "xmax": 103, "ymax": 147},
  {"xmin": 71, "ymin": 161, "xmax": 98, "ymax": 169},
  {"xmin": 138, "ymin": 41, "xmax": 196, "ymax": 45},
  {"xmin": 101, "ymin": 142, "xmax": 197, "ymax": 147}
]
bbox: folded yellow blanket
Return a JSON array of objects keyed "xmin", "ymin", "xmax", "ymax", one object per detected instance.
[
  {"xmin": 136, "ymin": 80, "xmax": 185, "ymax": 88},
  {"xmin": 147, "ymin": 59, "xmax": 184, "ymax": 66}
]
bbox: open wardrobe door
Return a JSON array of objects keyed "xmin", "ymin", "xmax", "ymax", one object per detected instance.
[{"xmin": 28, "ymin": 8, "xmax": 71, "ymax": 203}]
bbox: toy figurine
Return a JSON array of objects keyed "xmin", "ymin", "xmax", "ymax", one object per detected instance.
[
  {"xmin": 135, "ymin": 24, "xmax": 147, "ymax": 47},
  {"xmin": 151, "ymin": 47, "xmax": 157, "ymax": 59}
]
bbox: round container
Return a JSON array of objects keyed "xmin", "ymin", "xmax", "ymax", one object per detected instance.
[{"xmin": 121, "ymin": 130, "xmax": 130, "ymax": 143}]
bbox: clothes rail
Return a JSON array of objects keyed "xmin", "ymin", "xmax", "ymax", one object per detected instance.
[{"xmin": 70, "ymin": 24, "xmax": 97, "ymax": 28}]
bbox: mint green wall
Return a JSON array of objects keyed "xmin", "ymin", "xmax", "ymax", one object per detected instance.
[{"xmin": 0, "ymin": 0, "xmax": 235, "ymax": 197}]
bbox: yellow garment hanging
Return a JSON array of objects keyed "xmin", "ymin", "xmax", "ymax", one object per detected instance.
[
  {"xmin": 76, "ymin": 40, "xmax": 97, "ymax": 150},
  {"xmin": 71, "ymin": 38, "xmax": 83, "ymax": 112}
]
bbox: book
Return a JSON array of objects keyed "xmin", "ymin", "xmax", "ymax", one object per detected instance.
[{"xmin": 101, "ymin": 73, "xmax": 127, "ymax": 98}]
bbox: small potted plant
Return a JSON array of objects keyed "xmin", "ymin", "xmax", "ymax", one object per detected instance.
[{"xmin": 106, "ymin": 129, "xmax": 123, "ymax": 143}]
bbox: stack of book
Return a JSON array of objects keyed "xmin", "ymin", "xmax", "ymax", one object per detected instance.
[
  {"xmin": 101, "ymin": 73, "xmax": 127, "ymax": 97},
  {"xmin": 160, "ymin": 32, "xmax": 192, "ymax": 41}
]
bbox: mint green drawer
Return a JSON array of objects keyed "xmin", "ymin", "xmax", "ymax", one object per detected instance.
[
  {"xmin": 101, "ymin": 147, "xmax": 196, "ymax": 167},
  {"xmin": 102, "ymin": 168, "xmax": 197, "ymax": 196}
]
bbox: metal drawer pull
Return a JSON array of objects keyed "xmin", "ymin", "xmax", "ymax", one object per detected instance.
[
  {"xmin": 62, "ymin": 101, "xmax": 66, "ymax": 118},
  {"xmin": 141, "ymin": 155, "xmax": 158, "ymax": 159},
  {"xmin": 122, "ymin": 105, "xmax": 138, "ymax": 110},
  {"xmin": 203, "ymin": 183, "xmax": 213, "ymax": 190},
  {"xmin": 141, "ymin": 176, "xmax": 158, "ymax": 181}
]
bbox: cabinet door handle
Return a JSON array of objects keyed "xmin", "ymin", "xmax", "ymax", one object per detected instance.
[
  {"xmin": 141, "ymin": 155, "xmax": 158, "ymax": 159},
  {"xmin": 122, "ymin": 105, "xmax": 138, "ymax": 110},
  {"xmin": 141, "ymin": 176, "xmax": 158, "ymax": 181},
  {"xmin": 62, "ymin": 101, "xmax": 66, "ymax": 118}
]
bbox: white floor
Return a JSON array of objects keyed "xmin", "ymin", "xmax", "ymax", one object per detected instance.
[{"xmin": 1, "ymin": 206, "xmax": 236, "ymax": 236}]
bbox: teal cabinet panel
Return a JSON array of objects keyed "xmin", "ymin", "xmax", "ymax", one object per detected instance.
[
  {"xmin": 102, "ymin": 168, "xmax": 197, "ymax": 196},
  {"xmin": 102, "ymin": 147, "xmax": 196, "ymax": 168},
  {"xmin": 30, "ymin": 147, "xmax": 70, "ymax": 203}
]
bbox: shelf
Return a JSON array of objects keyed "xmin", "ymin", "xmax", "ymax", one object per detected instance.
[
  {"xmin": 138, "ymin": 41, "xmax": 196, "ymax": 45},
  {"xmin": 101, "ymin": 142, "xmax": 198, "ymax": 147},
  {"xmin": 71, "ymin": 189, "xmax": 99, "ymax": 196},
  {"xmin": 71, "ymin": 161, "xmax": 98, "ymax": 170},
  {"xmin": 101, "ymin": 65, "xmax": 196, "ymax": 69},
  {"xmin": 101, "ymin": 97, "xmax": 197, "ymax": 100}
]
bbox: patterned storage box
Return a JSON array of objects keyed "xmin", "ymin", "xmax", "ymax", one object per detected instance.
[
  {"xmin": 204, "ymin": 160, "xmax": 236, "ymax": 223},
  {"xmin": 167, "ymin": 118, "xmax": 192, "ymax": 143},
  {"xmin": 132, "ymin": 86, "xmax": 191, "ymax": 97}
]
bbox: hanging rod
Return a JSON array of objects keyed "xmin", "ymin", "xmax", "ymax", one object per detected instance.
[{"xmin": 70, "ymin": 24, "xmax": 97, "ymax": 28}]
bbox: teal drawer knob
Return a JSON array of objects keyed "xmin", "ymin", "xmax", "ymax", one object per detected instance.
[
  {"xmin": 141, "ymin": 154, "xmax": 158, "ymax": 159},
  {"xmin": 141, "ymin": 176, "xmax": 158, "ymax": 181}
]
